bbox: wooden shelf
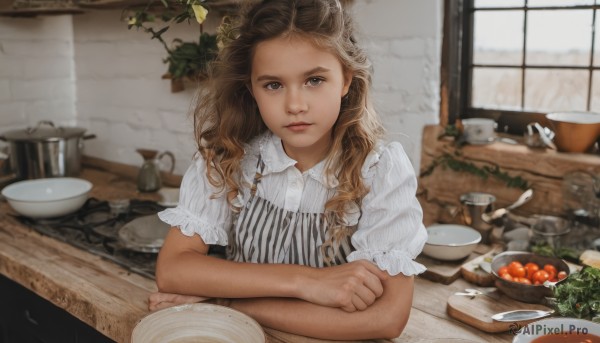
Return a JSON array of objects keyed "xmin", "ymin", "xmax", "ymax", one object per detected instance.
[
  {"xmin": 77, "ymin": 0, "xmax": 256, "ymax": 11},
  {"xmin": 418, "ymin": 125, "xmax": 600, "ymax": 226}
]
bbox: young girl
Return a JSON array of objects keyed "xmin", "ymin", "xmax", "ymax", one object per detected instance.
[{"xmin": 152, "ymin": 0, "xmax": 427, "ymax": 339}]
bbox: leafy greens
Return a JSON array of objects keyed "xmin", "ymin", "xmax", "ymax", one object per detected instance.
[{"xmin": 553, "ymin": 267, "xmax": 600, "ymax": 323}]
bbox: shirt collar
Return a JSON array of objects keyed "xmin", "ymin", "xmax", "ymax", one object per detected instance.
[{"xmin": 258, "ymin": 132, "xmax": 383, "ymax": 189}]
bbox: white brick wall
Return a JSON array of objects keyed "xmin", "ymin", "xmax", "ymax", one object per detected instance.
[
  {"xmin": 72, "ymin": 10, "xmax": 221, "ymax": 174},
  {"xmin": 0, "ymin": 15, "xmax": 76, "ymax": 135},
  {"xmin": 0, "ymin": 1, "xmax": 442, "ymax": 175},
  {"xmin": 353, "ymin": 0, "xmax": 442, "ymax": 170}
]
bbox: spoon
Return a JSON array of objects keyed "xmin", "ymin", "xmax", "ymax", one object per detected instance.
[
  {"xmin": 491, "ymin": 309, "xmax": 554, "ymax": 322},
  {"xmin": 506, "ymin": 189, "xmax": 534, "ymax": 211},
  {"xmin": 482, "ymin": 189, "xmax": 533, "ymax": 224}
]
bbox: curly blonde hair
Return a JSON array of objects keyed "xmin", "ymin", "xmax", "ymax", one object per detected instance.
[{"xmin": 193, "ymin": 0, "xmax": 384, "ymax": 265}]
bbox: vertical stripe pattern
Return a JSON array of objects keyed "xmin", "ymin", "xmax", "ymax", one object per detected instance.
[{"xmin": 227, "ymin": 157, "xmax": 355, "ymax": 268}]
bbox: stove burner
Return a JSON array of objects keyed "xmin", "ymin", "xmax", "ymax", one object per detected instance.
[{"xmin": 14, "ymin": 198, "xmax": 167, "ymax": 279}]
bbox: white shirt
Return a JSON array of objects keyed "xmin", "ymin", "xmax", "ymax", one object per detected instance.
[{"xmin": 158, "ymin": 131, "xmax": 427, "ymax": 276}]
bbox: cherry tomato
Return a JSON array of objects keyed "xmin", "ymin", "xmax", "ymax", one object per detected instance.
[
  {"xmin": 524, "ymin": 262, "xmax": 540, "ymax": 281},
  {"xmin": 543, "ymin": 264, "xmax": 557, "ymax": 280},
  {"xmin": 498, "ymin": 266, "xmax": 509, "ymax": 277},
  {"xmin": 508, "ymin": 261, "xmax": 524, "ymax": 277},
  {"xmin": 511, "ymin": 266, "xmax": 526, "ymax": 278},
  {"xmin": 508, "ymin": 261, "xmax": 523, "ymax": 269},
  {"xmin": 557, "ymin": 271, "xmax": 568, "ymax": 280},
  {"xmin": 518, "ymin": 277, "xmax": 532, "ymax": 285},
  {"xmin": 501, "ymin": 273, "xmax": 514, "ymax": 282},
  {"xmin": 533, "ymin": 270, "xmax": 550, "ymax": 284}
]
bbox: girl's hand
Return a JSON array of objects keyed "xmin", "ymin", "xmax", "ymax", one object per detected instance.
[
  {"xmin": 148, "ymin": 292, "xmax": 207, "ymax": 311},
  {"xmin": 301, "ymin": 260, "xmax": 389, "ymax": 312}
]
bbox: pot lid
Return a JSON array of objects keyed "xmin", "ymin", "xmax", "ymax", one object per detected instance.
[{"xmin": 1, "ymin": 121, "xmax": 87, "ymax": 142}]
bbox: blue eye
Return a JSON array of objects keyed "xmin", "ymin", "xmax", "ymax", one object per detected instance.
[
  {"xmin": 265, "ymin": 82, "xmax": 282, "ymax": 90},
  {"xmin": 306, "ymin": 77, "xmax": 324, "ymax": 87},
  {"xmin": 307, "ymin": 77, "xmax": 323, "ymax": 87}
]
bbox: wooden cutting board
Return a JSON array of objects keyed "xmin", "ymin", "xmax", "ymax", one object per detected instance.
[
  {"xmin": 417, "ymin": 244, "xmax": 493, "ymax": 285},
  {"xmin": 446, "ymin": 292, "xmax": 552, "ymax": 333},
  {"xmin": 460, "ymin": 245, "xmax": 502, "ymax": 286},
  {"xmin": 416, "ymin": 254, "xmax": 466, "ymax": 284}
]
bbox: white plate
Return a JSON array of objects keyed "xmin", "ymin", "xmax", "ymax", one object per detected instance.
[
  {"xmin": 512, "ymin": 317, "xmax": 600, "ymax": 343},
  {"xmin": 118, "ymin": 214, "xmax": 171, "ymax": 253},
  {"xmin": 132, "ymin": 303, "xmax": 265, "ymax": 343}
]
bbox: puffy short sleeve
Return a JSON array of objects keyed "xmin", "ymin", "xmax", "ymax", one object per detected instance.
[
  {"xmin": 157, "ymin": 155, "xmax": 231, "ymax": 246},
  {"xmin": 346, "ymin": 142, "xmax": 427, "ymax": 276}
]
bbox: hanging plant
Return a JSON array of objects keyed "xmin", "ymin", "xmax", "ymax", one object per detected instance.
[
  {"xmin": 421, "ymin": 125, "xmax": 531, "ymax": 190},
  {"xmin": 125, "ymin": 0, "xmax": 218, "ymax": 92}
]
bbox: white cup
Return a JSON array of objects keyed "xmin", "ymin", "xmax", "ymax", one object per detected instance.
[{"xmin": 462, "ymin": 118, "xmax": 497, "ymax": 144}]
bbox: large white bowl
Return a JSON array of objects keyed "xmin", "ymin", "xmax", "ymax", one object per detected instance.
[
  {"xmin": 513, "ymin": 317, "xmax": 600, "ymax": 343},
  {"xmin": 1, "ymin": 177, "xmax": 92, "ymax": 218},
  {"xmin": 131, "ymin": 303, "xmax": 265, "ymax": 343},
  {"xmin": 422, "ymin": 224, "xmax": 482, "ymax": 261}
]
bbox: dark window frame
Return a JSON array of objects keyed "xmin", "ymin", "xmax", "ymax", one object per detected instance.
[{"xmin": 442, "ymin": 0, "xmax": 600, "ymax": 135}]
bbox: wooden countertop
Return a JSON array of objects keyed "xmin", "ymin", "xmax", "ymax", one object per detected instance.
[{"xmin": 0, "ymin": 168, "xmax": 514, "ymax": 343}]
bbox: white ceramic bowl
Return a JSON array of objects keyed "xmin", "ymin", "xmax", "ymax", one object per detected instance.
[
  {"xmin": 157, "ymin": 187, "xmax": 180, "ymax": 207},
  {"xmin": 512, "ymin": 317, "xmax": 600, "ymax": 343},
  {"xmin": 1, "ymin": 177, "xmax": 92, "ymax": 218},
  {"xmin": 422, "ymin": 224, "xmax": 482, "ymax": 261},
  {"xmin": 131, "ymin": 303, "xmax": 265, "ymax": 343}
]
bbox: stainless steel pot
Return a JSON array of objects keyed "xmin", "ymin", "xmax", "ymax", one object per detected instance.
[{"xmin": 0, "ymin": 121, "xmax": 96, "ymax": 180}]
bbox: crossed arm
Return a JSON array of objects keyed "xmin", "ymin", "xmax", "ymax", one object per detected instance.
[{"xmin": 152, "ymin": 228, "xmax": 415, "ymax": 340}]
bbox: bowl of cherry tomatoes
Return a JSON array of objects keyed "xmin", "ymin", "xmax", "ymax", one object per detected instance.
[{"xmin": 491, "ymin": 251, "xmax": 569, "ymax": 304}]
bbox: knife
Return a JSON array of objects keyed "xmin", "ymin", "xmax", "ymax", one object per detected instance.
[{"xmin": 491, "ymin": 309, "xmax": 554, "ymax": 322}]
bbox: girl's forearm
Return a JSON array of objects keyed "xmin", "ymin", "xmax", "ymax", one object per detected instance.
[
  {"xmin": 156, "ymin": 228, "xmax": 312, "ymax": 299},
  {"xmin": 155, "ymin": 229, "xmax": 387, "ymax": 311},
  {"xmin": 157, "ymin": 249, "xmax": 310, "ymax": 298},
  {"xmin": 229, "ymin": 275, "xmax": 413, "ymax": 340}
]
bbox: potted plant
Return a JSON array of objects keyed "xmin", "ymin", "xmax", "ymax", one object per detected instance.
[{"xmin": 126, "ymin": 0, "xmax": 218, "ymax": 92}]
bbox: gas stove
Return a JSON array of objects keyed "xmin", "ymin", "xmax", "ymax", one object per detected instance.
[{"xmin": 14, "ymin": 198, "xmax": 166, "ymax": 279}]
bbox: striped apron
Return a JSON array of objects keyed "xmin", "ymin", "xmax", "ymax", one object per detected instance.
[{"xmin": 226, "ymin": 156, "xmax": 355, "ymax": 267}]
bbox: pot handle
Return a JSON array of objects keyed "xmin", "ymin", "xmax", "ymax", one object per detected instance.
[
  {"xmin": 26, "ymin": 120, "xmax": 55, "ymax": 134},
  {"xmin": 83, "ymin": 134, "xmax": 97, "ymax": 140},
  {"xmin": 533, "ymin": 122, "xmax": 557, "ymax": 150}
]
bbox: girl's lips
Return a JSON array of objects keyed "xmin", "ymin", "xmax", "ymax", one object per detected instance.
[{"xmin": 285, "ymin": 123, "xmax": 311, "ymax": 132}]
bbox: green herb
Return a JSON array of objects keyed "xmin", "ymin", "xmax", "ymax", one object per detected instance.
[
  {"xmin": 438, "ymin": 124, "xmax": 461, "ymax": 139},
  {"xmin": 420, "ymin": 152, "xmax": 530, "ymax": 190},
  {"xmin": 531, "ymin": 243, "xmax": 580, "ymax": 262},
  {"xmin": 553, "ymin": 267, "xmax": 600, "ymax": 323},
  {"xmin": 165, "ymin": 33, "xmax": 218, "ymax": 79}
]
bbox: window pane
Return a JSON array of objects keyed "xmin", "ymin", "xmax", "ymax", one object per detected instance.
[
  {"xmin": 527, "ymin": 0, "xmax": 594, "ymax": 7},
  {"xmin": 524, "ymin": 69, "xmax": 588, "ymax": 112},
  {"xmin": 526, "ymin": 10, "xmax": 592, "ymax": 66},
  {"xmin": 473, "ymin": 11, "xmax": 524, "ymax": 65},
  {"xmin": 594, "ymin": 12, "xmax": 600, "ymax": 66},
  {"xmin": 589, "ymin": 71, "xmax": 600, "ymax": 112},
  {"xmin": 474, "ymin": 0, "xmax": 523, "ymax": 8},
  {"xmin": 472, "ymin": 67, "xmax": 522, "ymax": 109}
]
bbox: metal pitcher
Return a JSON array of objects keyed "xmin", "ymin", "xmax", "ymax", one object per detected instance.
[
  {"xmin": 136, "ymin": 149, "xmax": 175, "ymax": 193},
  {"xmin": 460, "ymin": 192, "xmax": 496, "ymax": 243}
]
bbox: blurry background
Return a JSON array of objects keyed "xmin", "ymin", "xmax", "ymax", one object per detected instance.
[{"xmin": 0, "ymin": 0, "xmax": 443, "ymax": 175}]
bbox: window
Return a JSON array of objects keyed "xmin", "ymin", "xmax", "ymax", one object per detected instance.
[{"xmin": 443, "ymin": 0, "xmax": 600, "ymax": 134}]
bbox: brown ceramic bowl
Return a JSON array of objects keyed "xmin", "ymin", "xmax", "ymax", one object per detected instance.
[
  {"xmin": 546, "ymin": 112, "xmax": 600, "ymax": 153},
  {"xmin": 491, "ymin": 251, "xmax": 569, "ymax": 304}
]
